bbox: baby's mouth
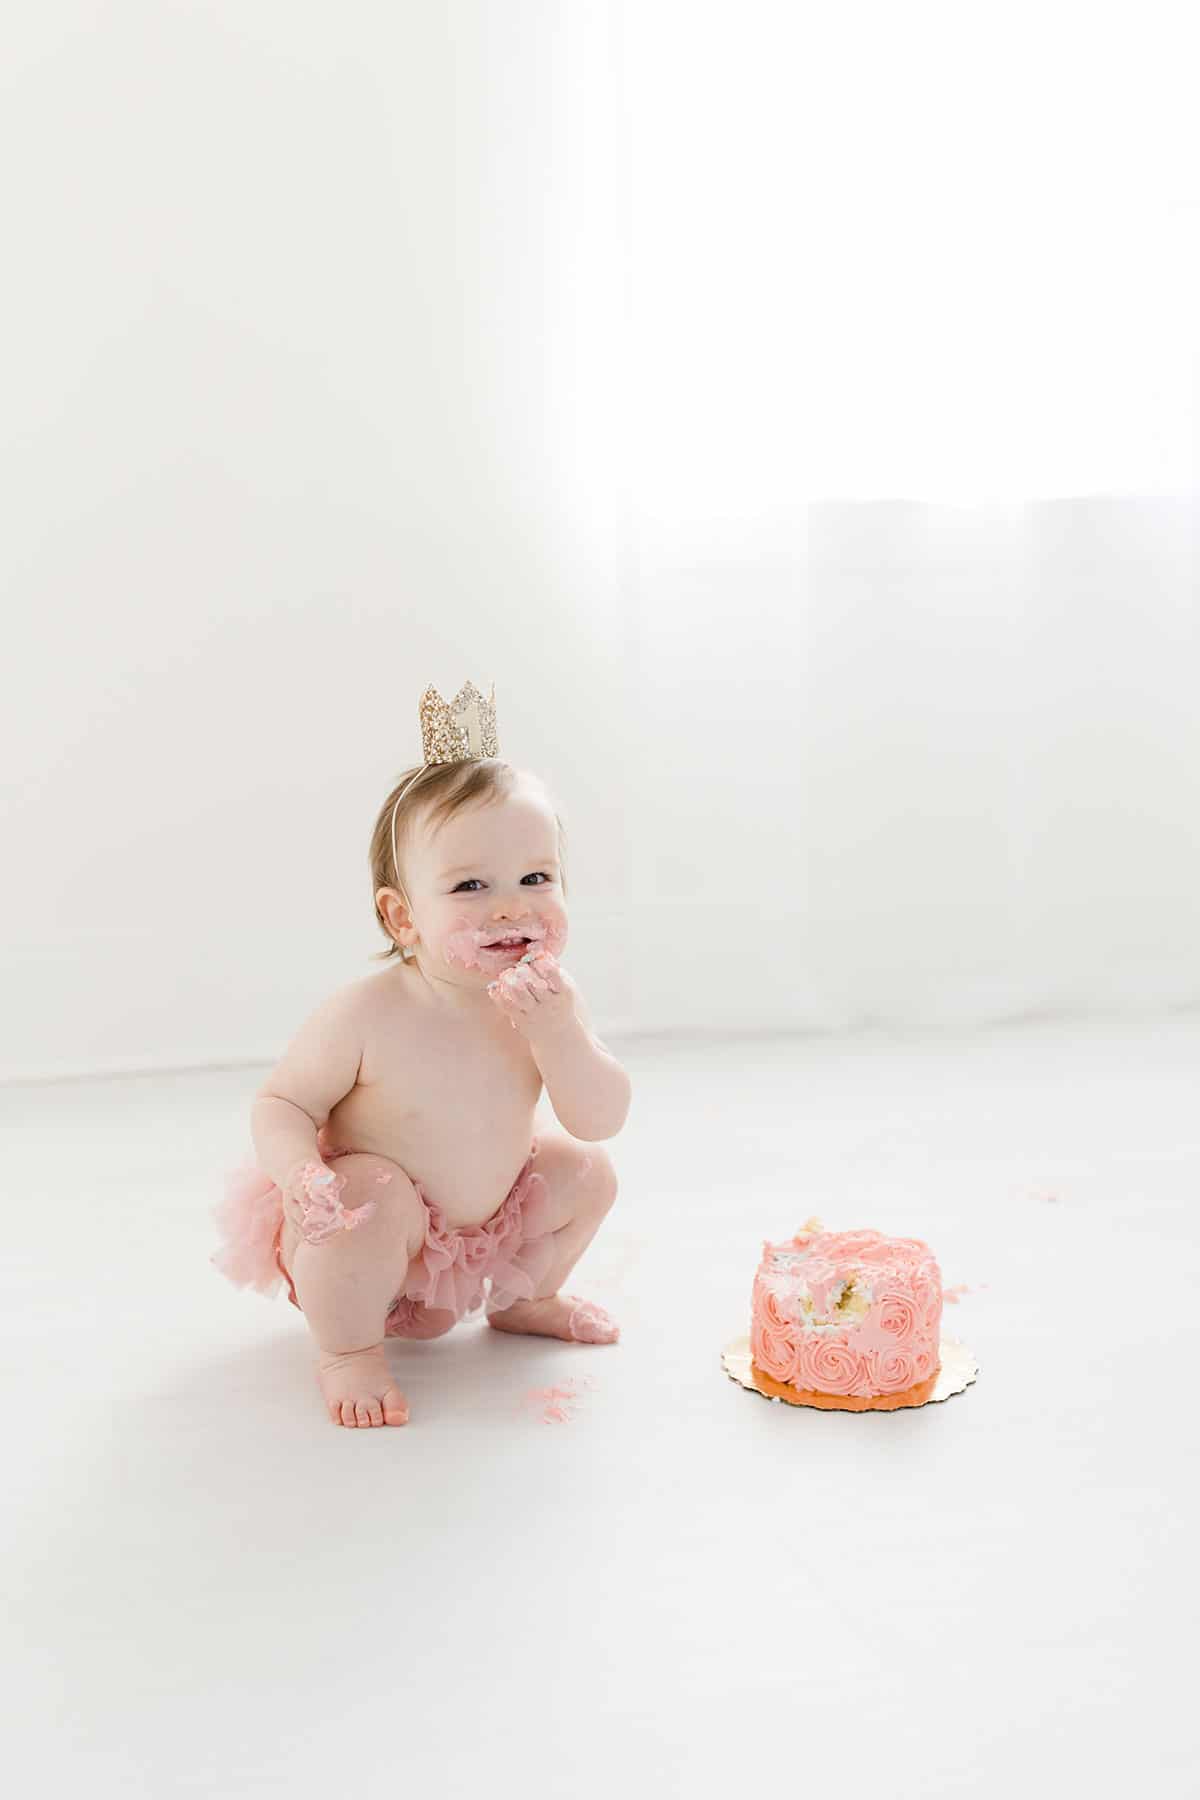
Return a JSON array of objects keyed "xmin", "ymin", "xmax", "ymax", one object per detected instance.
[{"xmin": 480, "ymin": 934, "xmax": 537, "ymax": 957}]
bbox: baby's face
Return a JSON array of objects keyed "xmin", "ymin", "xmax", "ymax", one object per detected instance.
[{"xmin": 401, "ymin": 780, "xmax": 568, "ymax": 980}]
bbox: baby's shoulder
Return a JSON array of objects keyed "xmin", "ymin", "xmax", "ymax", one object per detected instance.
[
  {"xmin": 296, "ymin": 971, "xmax": 401, "ymax": 1041},
  {"xmin": 352, "ymin": 965, "xmax": 422, "ymax": 1022},
  {"xmin": 329, "ymin": 968, "xmax": 394, "ymax": 1012},
  {"xmin": 349, "ymin": 968, "xmax": 424, "ymax": 1085}
]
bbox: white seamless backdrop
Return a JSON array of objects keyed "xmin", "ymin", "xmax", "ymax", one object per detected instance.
[{"xmin": 2, "ymin": 2, "xmax": 1197, "ymax": 1082}]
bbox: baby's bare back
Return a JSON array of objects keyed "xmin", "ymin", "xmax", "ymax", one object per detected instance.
[{"xmin": 323, "ymin": 970, "xmax": 544, "ymax": 1228}]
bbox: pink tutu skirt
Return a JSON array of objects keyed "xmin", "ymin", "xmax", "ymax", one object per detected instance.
[{"xmin": 211, "ymin": 1132, "xmax": 558, "ymax": 1338}]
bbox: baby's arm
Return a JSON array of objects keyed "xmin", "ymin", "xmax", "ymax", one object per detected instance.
[
  {"xmin": 527, "ymin": 983, "xmax": 631, "ymax": 1141},
  {"xmin": 252, "ymin": 986, "xmax": 370, "ymax": 1242},
  {"xmin": 488, "ymin": 951, "xmax": 630, "ymax": 1140}
]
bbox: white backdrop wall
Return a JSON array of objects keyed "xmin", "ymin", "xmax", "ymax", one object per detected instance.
[{"xmin": 3, "ymin": 2, "xmax": 1198, "ymax": 1083}]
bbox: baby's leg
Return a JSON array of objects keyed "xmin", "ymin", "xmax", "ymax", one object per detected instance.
[
  {"xmin": 282, "ymin": 1154, "xmax": 431, "ymax": 1428},
  {"xmin": 488, "ymin": 1137, "xmax": 620, "ymax": 1344}
]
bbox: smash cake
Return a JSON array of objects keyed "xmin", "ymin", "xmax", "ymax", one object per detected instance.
[{"xmin": 749, "ymin": 1217, "xmax": 943, "ymax": 1404}]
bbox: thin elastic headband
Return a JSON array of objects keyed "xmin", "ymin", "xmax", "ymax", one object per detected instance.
[{"xmin": 389, "ymin": 768, "xmax": 428, "ymax": 893}]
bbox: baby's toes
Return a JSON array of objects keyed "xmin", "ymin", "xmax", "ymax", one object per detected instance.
[
  {"xmin": 382, "ymin": 1385, "xmax": 409, "ymax": 1426},
  {"xmin": 316, "ymin": 1347, "xmax": 410, "ymax": 1428}
]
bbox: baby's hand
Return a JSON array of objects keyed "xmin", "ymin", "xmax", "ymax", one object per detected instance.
[
  {"xmin": 487, "ymin": 948, "xmax": 579, "ymax": 1041},
  {"xmin": 282, "ymin": 1158, "xmax": 377, "ymax": 1246}
]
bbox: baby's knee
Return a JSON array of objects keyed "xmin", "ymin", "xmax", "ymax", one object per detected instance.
[
  {"xmin": 582, "ymin": 1145, "xmax": 619, "ymax": 1217},
  {"xmin": 294, "ymin": 1153, "xmax": 427, "ymax": 1258},
  {"xmin": 336, "ymin": 1154, "xmax": 428, "ymax": 1248}
]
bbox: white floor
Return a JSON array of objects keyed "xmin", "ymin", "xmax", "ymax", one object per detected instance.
[{"xmin": 4, "ymin": 1015, "xmax": 1197, "ymax": 1796}]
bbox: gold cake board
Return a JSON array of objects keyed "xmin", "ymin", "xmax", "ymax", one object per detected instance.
[{"xmin": 722, "ymin": 1333, "xmax": 978, "ymax": 1412}]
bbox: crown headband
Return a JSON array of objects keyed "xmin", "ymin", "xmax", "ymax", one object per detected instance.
[{"xmin": 388, "ymin": 680, "xmax": 500, "ymax": 898}]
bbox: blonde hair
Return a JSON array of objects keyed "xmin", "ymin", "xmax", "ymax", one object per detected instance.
[{"xmin": 368, "ymin": 758, "xmax": 569, "ymax": 965}]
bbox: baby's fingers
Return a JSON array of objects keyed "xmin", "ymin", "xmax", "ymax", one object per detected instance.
[
  {"xmin": 523, "ymin": 949, "xmax": 561, "ymax": 991},
  {"xmin": 496, "ymin": 964, "xmax": 547, "ymax": 1002},
  {"xmin": 489, "ymin": 981, "xmax": 537, "ymax": 1014}
]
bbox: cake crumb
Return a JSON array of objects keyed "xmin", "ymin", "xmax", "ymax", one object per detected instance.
[
  {"xmin": 943, "ymin": 1284, "xmax": 971, "ymax": 1303},
  {"xmin": 519, "ymin": 1375, "xmax": 597, "ymax": 1424}
]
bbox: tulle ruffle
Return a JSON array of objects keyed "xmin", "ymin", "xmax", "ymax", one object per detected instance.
[
  {"xmin": 389, "ymin": 1151, "xmax": 557, "ymax": 1329},
  {"xmin": 210, "ymin": 1140, "xmax": 557, "ymax": 1332},
  {"xmin": 210, "ymin": 1160, "xmax": 288, "ymax": 1297}
]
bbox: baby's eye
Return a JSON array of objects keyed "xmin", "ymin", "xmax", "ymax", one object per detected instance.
[{"xmin": 450, "ymin": 873, "xmax": 552, "ymax": 892}]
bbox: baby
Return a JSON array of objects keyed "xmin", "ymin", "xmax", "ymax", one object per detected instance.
[{"xmin": 212, "ymin": 752, "xmax": 629, "ymax": 1428}]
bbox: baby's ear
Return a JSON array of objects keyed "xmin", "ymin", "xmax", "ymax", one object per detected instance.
[{"xmin": 376, "ymin": 886, "xmax": 415, "ymax": 942}]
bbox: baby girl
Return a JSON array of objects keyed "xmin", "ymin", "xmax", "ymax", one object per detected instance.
[{"xmin": 212, "ymin": 738, "xmax": 629, "ymax": 1428}]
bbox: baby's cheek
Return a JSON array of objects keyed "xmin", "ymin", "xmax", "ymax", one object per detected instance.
[
  {"xmin": 441, "ymin": 915, "xmax": 488, "ymax": 971},
  {"xmin": 537, "ymin": 908, "xmax": 568, "ymax": 960}
]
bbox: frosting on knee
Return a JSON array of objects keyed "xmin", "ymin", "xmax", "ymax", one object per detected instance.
[{"xmin": 286, "ymin": 1160, "xmax": 378, "ymax": 1247}]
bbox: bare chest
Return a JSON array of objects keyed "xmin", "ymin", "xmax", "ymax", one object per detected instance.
[{"xmin": 324, "ymin": 981, "xmax": 544, "ymax": 1226}]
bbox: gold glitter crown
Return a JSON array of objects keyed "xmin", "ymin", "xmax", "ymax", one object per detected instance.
[{"xmin": 418, "ymin": 679, "xmax": 500, "ymax": 764}]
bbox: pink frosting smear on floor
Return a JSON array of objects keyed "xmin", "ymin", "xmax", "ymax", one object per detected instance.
[{"xmin": 519, "ymin": 1375, "xmax": 597, "ymax": 1424}]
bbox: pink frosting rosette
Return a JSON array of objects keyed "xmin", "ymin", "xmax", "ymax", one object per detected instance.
[
  {"xmin": 794, "ymin": 1336, "xmax": 868, "ymax": 1397},
  {"xmin": 875, "ymin": 1290, "xmax": 920, "ymax": 1340},
  {"xmin": 751, "ymin": 1316, "xmax": 800, "ymax": 1385},
  {"xmin": 868, "ymin": 1346, "xmax": 919, "ymax": 1393},
  {"xmin": 759, "ymin": 1278, "xmax": 796, "ymax": 1333}
]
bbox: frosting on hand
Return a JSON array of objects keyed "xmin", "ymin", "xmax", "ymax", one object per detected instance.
[{"xmin": 486, "ymin": 947, "xmax": 578, "ymax": 1036}]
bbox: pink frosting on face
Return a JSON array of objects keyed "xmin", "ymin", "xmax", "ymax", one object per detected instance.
[
  {"xmin": 750, "ymin": 1226, "xmax": 942, "ymax": 1397},
  {"xmin": 537, "ymin": 915, "xmax": 568, "ymax": 959},
  {"xmin": 440, "ymin": 907, "xmax": 569, "ymax": 973},
  {"xmin": 441, "ymin": 916, "xmax": 493, "ymax": 970}
]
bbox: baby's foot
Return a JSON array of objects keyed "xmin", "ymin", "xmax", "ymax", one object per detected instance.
[
  {"xmin": 487, "ymin": 1292, "xmax": 620, "ymax": 1345},
  {"xmin": 316, "ymin": 1345, "xmax": 410, "ymax": 1428}
]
